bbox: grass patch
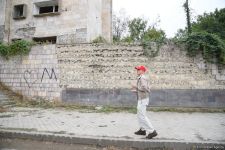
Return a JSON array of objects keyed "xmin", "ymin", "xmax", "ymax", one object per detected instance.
[
  {"xmin": 1, "ymin": 82, "xmax": 225, "ymax": 113},
  {"xmin": 13, "ymin": 98, "xmax": 137, "ymax": 114},
  {"xmin": 14, "ymin": 98, "xmax": 225, "ymax": 113},
  {"xmin": 149, "ymin": 107, "xmax": 225, "ymax": 113},
  {"xmin": 95, "ymin": 106, "xmax": 136, "ymax": 114},
  {"xmin": 0, "ymin": 127, "xmax": 38, "ymax": 132}
]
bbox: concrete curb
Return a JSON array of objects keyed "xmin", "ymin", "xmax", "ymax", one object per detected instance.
[{"xmin": 0, "ymin": 130, "xmax": 225, "ymax": 150}]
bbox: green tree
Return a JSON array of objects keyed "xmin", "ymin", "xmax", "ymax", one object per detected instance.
[
  {"xmin": 174, "ymin": 4, "xmax": 225, "ymax": 65},
  {"xmin": 143, "ymin": 27, "xmax": 166, "ymax": 42},
  {"xmin": 192, "ymin": 8, "xmax": 225, "ymax": 41},
  {"xmin": 128, "ymin": 18, "xmax": 147, "ymax": 41}
]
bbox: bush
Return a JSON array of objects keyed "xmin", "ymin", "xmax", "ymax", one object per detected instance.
[
  {"xmin": 121, "ymin": 36, "xmax": 133, "ymax": 43},
  {"xmin": 184, "ymin": 32, "xmax": 225, "ymax": 64},
  {"xmin": 0, "ymin": 42, "xmax": 9, "ymax": 58},
  {"xmin": 0, "ymin": 40, "xmax": 33, "ymax": 59},
  {"xmin": 141, "ymin": 39, "xmax": 165, "ymax": 58},
  {"xmin": 92, "ymin": 36, "xmax": 107, "ymax": 43},
  {"xmin": 9, "ymin": 40, "xmax": 32, "ymax": 56}
]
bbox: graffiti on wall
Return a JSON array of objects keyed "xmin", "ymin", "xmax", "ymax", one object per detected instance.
[
  {"xmin": 41, "ymin": 68, "xmax": 57, "ymax": 82},
  {"xmin": 24, "ymin": 68, "xmax": 57, "ymax": 88},
  {"xmin": 24, "ymin": 70, "xmax": 39, "ymax": 88}
]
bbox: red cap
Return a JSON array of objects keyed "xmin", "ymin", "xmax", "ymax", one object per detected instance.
[{"xmin": 135, "ymin": 66, "xmax": 147, "ymax": 72}]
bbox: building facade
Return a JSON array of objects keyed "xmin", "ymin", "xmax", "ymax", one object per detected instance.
[{"xmin": 0, "ymin": 0, "xmax": 112, "ymax": 44}]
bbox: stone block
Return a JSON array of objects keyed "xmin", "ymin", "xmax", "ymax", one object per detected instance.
[{"xmin": 62, "ymin": 88, "xmax": 225, "ymax": 108}]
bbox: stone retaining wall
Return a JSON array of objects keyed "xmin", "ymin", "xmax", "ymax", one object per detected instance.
[
  {"xmin": 0, "ymin": 44, "xmax": 60, "ymax": 100},
  {"xmin": 0, "ymin": 43, "xmax": 225, "ymax": 107}
]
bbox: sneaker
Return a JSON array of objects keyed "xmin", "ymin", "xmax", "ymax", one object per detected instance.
[
  {"xmin": 146, "ymin": 130, "xmax": 157, "ymax": 139},
  {"xmin": 134, "ymin": 128, "xmax": 146, "ymax": 135}
]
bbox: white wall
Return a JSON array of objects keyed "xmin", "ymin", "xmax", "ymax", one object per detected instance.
[
  {"xmin": 87, "ymin": 0, "xmax": 102, "ymax": 42},
  {"xmin": 6, "ymin": 0, "xmax": 112, "ymax": 43}
]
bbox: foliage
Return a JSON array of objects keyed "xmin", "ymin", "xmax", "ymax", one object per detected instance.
[
  {"xmin": 142, "ymin": 42, "xmax": 160, "ymax": 58},
  {"xmin": 128, "ymin": 17, "xmax": 147, "ymax": 41},
  {"xmin": 9, "ymin": 40, "xmax": 33, "ymax": 56},
  {"xmin": 174, "ymin": 8, "xmax": 225, "ymax": 65},
  {"xmin": 141, "ymin": 38, "xmax": 165, "ymax": 58},
  {"xmin": 121, "ymin": 17, "xmax": 166, "ymax": 57},
  {"xmin": 112, "ymin": 14, "xmax": 166, "ymax": 58},
  {"xmin": 192, "ymin": 8, "xmax": 225, "ymax": 41},
  {"xmin": 142, "ymin": 27, "xmax": 166, "ymax": 42},
  {"xmin": 141, "ymin": 28, "xmax": 166, "ymax": 58},
  {"xmin": 121, "ymin": 36, "xmax": 133, "ymax": 43},
  {"xmin": 183, "ymin": 32, "xmax": 225, "ymax": 64},
  {"xmin": 92, "ymin": 36, "xmax": 107, "ymax": 43},
  {"xmin": 0, "ymin": 40, "xmax": 33, "ymax": 59},
  {"xmin": 112, "ymin": 9, "xmax": 129, "ymax": 42},
  {"xmin": 173, "ymin": 29, "xmax": 188, "ymax": 41},
  {"xmin": 0, "ymin": 42, "xmax": 9, "ymax": 58}
]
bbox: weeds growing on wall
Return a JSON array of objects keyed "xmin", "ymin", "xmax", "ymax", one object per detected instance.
[
  {"xmin": 92, "ymin": 36, "xmax": 107, "ymax": 43},
  {"xmin": 0, "ymin": 40, "xmax": 33, "ymax": 59},
  {"xmin": 141, "ymin": 39, "xmax": 165, "ymax": 58},
  {"xmin": 182, "ymin": 32, "xmax": 225, "ymax": 65},
  {"xmin": 0, "ymin": 43, "xmax": 9, "ymax": 58}
]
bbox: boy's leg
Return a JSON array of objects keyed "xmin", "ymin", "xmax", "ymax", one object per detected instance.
[{"xmin": 137, "ymin": 99, "xmax": 154, "ymax": 134}]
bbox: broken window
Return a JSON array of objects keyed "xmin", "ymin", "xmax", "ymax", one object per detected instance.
[
  {"xmin": 13, "ymin": 4, "xmax": 27, "ymax": 19},
  {"xmin": 34, "ymin": 1, "xmax": 60, "ymax": 16},
  {"xmin": 33, "ymin": 36, "xmax": 57, "ymax": 44},
  {"xmin": 39, "ymin": 5, "xmax": 58, "ymax": 14},
  {"xmin": 12, "ymin": 38, "xmax": 22, "ymax": 42}
]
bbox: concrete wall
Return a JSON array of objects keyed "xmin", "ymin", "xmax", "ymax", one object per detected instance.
[
  {"xmin": 0, "ymin": 43, "xmax": 225, "ymax": 107},
  {"xmin": 0, "ymin": 44, "xmax": 61, "ymax": 100},
  {"xmin": 1, "ymin": 0, "xmax": 112, "ymax": 43}
]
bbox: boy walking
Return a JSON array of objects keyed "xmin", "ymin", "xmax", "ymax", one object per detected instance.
[{"xmin": 131, "ymin": 65, "xmax": 157, "ymax": 139}]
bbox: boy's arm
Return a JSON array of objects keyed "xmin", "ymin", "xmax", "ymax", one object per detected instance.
[{"xmin": 138, "ymin": 78, "xmax": 150, "ymax": 92}]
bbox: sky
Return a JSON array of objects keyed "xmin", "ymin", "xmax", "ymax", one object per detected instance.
[{"xmin": 113, "ymin": 0, "xmax": 225, "ymax": 38}]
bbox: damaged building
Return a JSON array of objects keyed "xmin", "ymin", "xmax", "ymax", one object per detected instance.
[{"xmin": 0, "ymin": 0, "xmax": 112, "ymax": 44}]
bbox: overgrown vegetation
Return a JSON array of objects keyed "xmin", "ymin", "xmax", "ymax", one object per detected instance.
[
  {"xmin": 6, "ymin": 98, "xmax": 225, "ymax": 113},
  {"xmin": 174, "ymin": 6, "xmax": 225, "ymax": 66},
  {"xmin": 142, "ymin": 40, "xmax": 164, "ymax": 58},
  {"xmin": 183, "ymin": 32, "xmax": 225, "ymax": 64},
  {"xmin": 112, "ymin": 11, "xmax": 166, "ymax": 57},
  {"xmin": 13, "ymin": 99, "xmax": 137, "ymax": 114},
  {"xmin": 150, "ymin": 107, "xmax": 225, "ymax": 113},
  {"xmin": 122, "ymin": 17, "xmax": 166, "ymax": 43},
  {"xmin": 92, "ymin": 36, "xmax": 107, "ymax": 43},
  {"xmin": 140, "ymin": 27, "xmax": 166, "ymax": 57},
  {"xmin": 192, "ymin": 8, "xmax": 225, "ymax": 41},
  {"xmin": 0, "ymin": 40, "xmax": 33, "ymax": 59}
]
